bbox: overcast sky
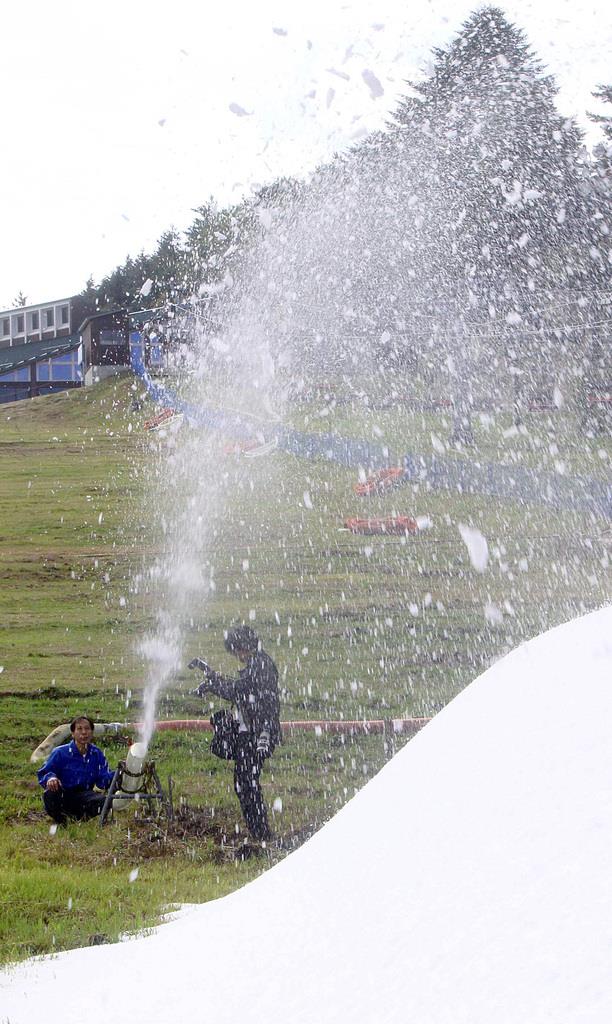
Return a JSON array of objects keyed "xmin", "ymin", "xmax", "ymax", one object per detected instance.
[{"xmin": 1, "ymin": 0, "xmax": 611, "ymax": 310}]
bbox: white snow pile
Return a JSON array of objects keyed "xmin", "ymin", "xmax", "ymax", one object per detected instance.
[{"xmin": 3, "ymin": 604, "xmax": 612, "ymax": 1023}]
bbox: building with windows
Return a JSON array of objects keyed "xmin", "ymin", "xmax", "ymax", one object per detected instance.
[
  {"xmin": 0, "ymin": 296, "xmax": 87, "ymax": 403},
  {"xmin": 0, "ymin": 297, "xmax": 73, "ymax": 344},
  {"xmin": 79, "ymin": 309, "xmax": 131, "ymax": 385},
  {"xmin": 0, "ymin": 297, "xmax": 171, "ymax": 403},
  {"xmin": 79, "ymin": 308, "xmax": 168, "ymax": 385}
]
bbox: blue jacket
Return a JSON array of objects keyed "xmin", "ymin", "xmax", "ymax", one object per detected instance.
[{"xmin": 37, "ymin": 740, "xmax": 114, "ymax": 791}]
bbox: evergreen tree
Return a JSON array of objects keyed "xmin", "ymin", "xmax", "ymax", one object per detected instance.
[
  {"xmin": 356, "ymin": 6, "xmax": 603, "ymax": 430},
  {"xmin": 72, "ymin": 276, "xmax": 99, "ymax": 329},
  {"xmin": 589, "ymin": 85, "xmax": 612, "ymax": 191},
  {"xmin": 150, "ymin": 229, "xmax": 189, "ymax": 305},
  {"xmin": 583, "ymin": 85, "xmax": 612, "ymax": 433},
  {"xmin": 68, "ymin": 6, "xmax": 609, "ymax": 430},
  {"xmin": 250, "ymin": 7, "xmax": 604, "ymax": 428}
]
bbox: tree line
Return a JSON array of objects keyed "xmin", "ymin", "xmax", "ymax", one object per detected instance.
[{"xmin": 80, "ymin": 7, "xmax": 612, "ymax": 428}]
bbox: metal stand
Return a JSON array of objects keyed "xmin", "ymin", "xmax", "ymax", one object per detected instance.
[{"xmin": 99, "ymin": 759, "xmax": 171, "ymax": 826}]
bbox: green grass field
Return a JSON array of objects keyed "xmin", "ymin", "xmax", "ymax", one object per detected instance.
[{"xmin": 1, "ymin": 373, "xmax": 609, "ymax": 963}]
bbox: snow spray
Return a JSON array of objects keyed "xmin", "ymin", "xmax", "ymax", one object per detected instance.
[{"xmin": 135, "ymin": 292, "xmax": 283, "ymax": 745}]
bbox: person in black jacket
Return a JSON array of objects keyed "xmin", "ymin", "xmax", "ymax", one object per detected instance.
[{"xmin": 189, "ymin": 625, "xmax": 281, "ymax": 843}]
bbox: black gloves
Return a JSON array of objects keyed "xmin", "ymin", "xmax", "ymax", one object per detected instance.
[
  {"xmin": 188, "ymin": 657, "xmax": 212, "ymax": 697},
  {"xmin": 188, "ymin": 657, "xmax": 210, "ymax": 673}
]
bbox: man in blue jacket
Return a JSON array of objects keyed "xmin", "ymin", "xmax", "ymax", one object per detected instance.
[{"xmin": 37, "ymin": 715, "xmax": 115, "ymax": 825}]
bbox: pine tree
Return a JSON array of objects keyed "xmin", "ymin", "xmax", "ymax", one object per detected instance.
[
  {"xmin": 589, "ymin": 85, "xmax": 612, "ymax": 192},
  {"xmin": 583, "ymin": 85, "xmax": 612, "ymax": 433},
  {"xmin": 368, "ymin": 6, "xmax": 603, "ymax": 428}
]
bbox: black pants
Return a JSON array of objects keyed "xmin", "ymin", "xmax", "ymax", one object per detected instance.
[
  {"xmin": 43, "ymin": 786, "xmax": 106, "ymax": 825},
  {"xmin": 233, "ymin": 735, "xmax": 272, "ymax": 841}
]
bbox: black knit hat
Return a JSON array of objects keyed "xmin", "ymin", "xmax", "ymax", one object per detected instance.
[{"xmin": 224, "ymin": 625, "xmax": 260, "ymax": 654}]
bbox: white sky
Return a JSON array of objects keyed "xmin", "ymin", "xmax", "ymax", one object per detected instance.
[
  {"xmin": 2, "ymin": 603, "xmax": 611, "ymax": 1022},
  {"xmin": 1, "ymin": 0, "xmax": 611, "ymax": 310}
]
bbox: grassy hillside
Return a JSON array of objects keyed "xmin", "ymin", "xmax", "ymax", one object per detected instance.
[{"xmin": 0, "ymin": 373, "xmax": 609, "ymax": 963}]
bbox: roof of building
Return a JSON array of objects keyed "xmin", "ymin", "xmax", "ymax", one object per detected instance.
[
  {"xmin": 0, "ymin": 335, "xmax": 80, "ymax": 376},
  {"xmin": 77, "ymin": 309, "xmax": 127, "ymax": 333},
  {"xmin": 77, "ymin": 305, "xmax": 176, "ymax": 333},
  {"xmin": 129, "ymin": 306, "xmax": 166, "ymax": 326},
  {"xmin": 0, "ymin": 296, "xmax": 75, "ymax": 318}
]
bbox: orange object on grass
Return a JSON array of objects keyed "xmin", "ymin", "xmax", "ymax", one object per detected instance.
[
  {"xmin": 344, "ymin": 515, "xmax": 419, "ymax": 535},
  {"xmin": 223, "ymin": 439, "xmax": 260, "ymax": 455},
  {"xmin": 144, "ymin": 408, "xmax": 177, "ymax": 431},
  {"xmin": 354, "ymin": 466, "xmax": 404, "ymax": 496}
]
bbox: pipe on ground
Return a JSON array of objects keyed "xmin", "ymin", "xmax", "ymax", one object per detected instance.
[
  {"xmin": 31, "ymin": 717, "xmax": 431, "ymax": 762},
  {"xmin": 152, "ymin": 718, "xmax": 431, "ymax": 735}
]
